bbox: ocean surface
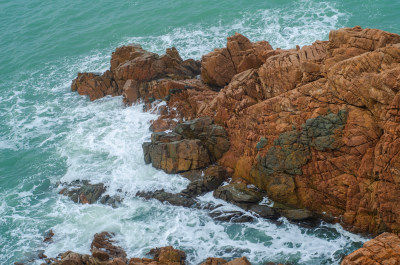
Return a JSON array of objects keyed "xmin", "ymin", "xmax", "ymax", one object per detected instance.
[{"xmin": 1, "ymin": 0, "xmax": 399, "ymax": 264}]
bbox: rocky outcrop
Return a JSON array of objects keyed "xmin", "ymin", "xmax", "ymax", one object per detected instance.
[
  {"xmin": 183, "ymin": 26, "xmax": 400, "ymax": 235},
  {"xmin": 59, "ymin": 180, "xmax": 122, "ymax": 207},
  {"xmin": 72, "ymin": 26, "xmax": 400, "ymax": 237},
  {"xmin": 341, "ymin": 233, "xmax": 400, "ymax": 265},
  {"xmin": 71, "ymin": 44, "xmax": 200, "ymax": 101},
  {"xmin": 41, "ymin": 231, "xmax": 262, "ymax": 265},
  {"xmin": 142, "ymin": 117, "xmax": 229, "ymax": 174},
  {"xmin": 59, "ymin": 180, "xmax": 106, "ymax": 204},
  {"xmin": 201, "ymin": 33, "xmax": 273, "ymax": 87}
]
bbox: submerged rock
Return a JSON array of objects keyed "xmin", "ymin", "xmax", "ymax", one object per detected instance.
[
  {"xmin": 136, "ymin": 190, "xmax": 197, "ymax": 208},
  {"xmin": 59, "ymin": 180, "xmax": 106, "ymax": 204},
  {"xmin": 59, "ymin": 180, "xmax": 122, "ymax": 207}
]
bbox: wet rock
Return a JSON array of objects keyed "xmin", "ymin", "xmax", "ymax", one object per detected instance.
[
  {"xmin": 143, "ymin": 117, "xmax": 229, "ymax": 174},
  {"xmin": 180, "ymin": 165, "xmax": 227, "ymax": 197},
  {"xmin": 213, "ymin": 184, "xmax": 262, "ymax": 205},
  {"xmin": 148, "ymin": 246, "xmax": 186, "ymax": 265},
  {"xmin": 90, "ymin": 232, "xmax": 127, "ymax": 261},
  {"xmin": 200, "ymin": 257, "xmax": 228, "ymax": 265},
  {"xmin": 43, "ymin": 229, "xmax": 54, "ymax": 243},
  {"xmin": 136, "ymin": 190, "xmax": 197, "ymax": 208},
  {"xmin": 59, "ymin": 180, "xmax": 106, "ymax": 204},
  {"xmin": 225, "ymin": 257, "xmax": 252, "ymax": 265},
  {"xmin": 209, "ymin": 210, "xmax": 255, "ymax": 223},
  {"xmin": 341, "ymin": 232, "xmax": 400, "ymax": 265},
  {"xmin": 248, "ymin": 205, "xmax": 279, "ymax": 220}
]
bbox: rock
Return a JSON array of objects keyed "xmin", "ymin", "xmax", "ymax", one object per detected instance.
[
  {"xmin": 225, "ymin": 257, "xmax": 252, "ymax": 265},
  {"xmin": 200, "ymin": 257, "xmax": 228, "ymax": 265},
  {"xmin": 148, "ymin": 246, "xmax": 186, "ymax": 265},
  {"xmin": 90, "ymin": 232, "xmax": 127, "ymax": 261},
  {"xmin": 341, "ymin": 233, "xmax": 400, "ymax": 265},
  {"xmin": 136, "ymin": 190, "xmax": 197, "ymax": 208},
  {"xmin": 73, "ymin": 26, "xmax": 400, "ymax": 235},
  {"xmin": 209, "ymin": 210, "xmax": 255, "ymax": 223},
  {"xmin": 201, "ymin": 33, "xmax": 273, "ymax": 87},
  {"xmin": 71, "ymin": 71, "xmax": 120, "ymax": 101},
  {"xmin": 43, "ymin": 229, "xmax": 54, "ymax": 243},
  {"xmin": 213, "ymin": 184, "xmax": 262, "ymax": 205},
  {"xmin": 142, "ymin": 117, "xmax": 229, "ymax": 174},
  {"xmin": 180, "ymin": 165, "xmax": 227, "ymax": 197},
  {"xmin": 248, "ymin": 205, "xmax": 279, "ymax": 220},
  {"xmin": 59, "ymin": 180, "xmax": 106, "ymax": 204},
  {"xmin": 72, "ymin": 44, "xmax": 200, "ymax": 102}
]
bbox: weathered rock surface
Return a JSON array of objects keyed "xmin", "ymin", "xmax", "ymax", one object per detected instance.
[
  {"xmin": 72, "ymin": 26, "xmax": 400, "ymax": 238},
  {"xmin": 201, "ymin": 33, "xmax": 273, "ymax": 87},
  {"xmin": 142, "ymin": 117, "xmax": 230, "ymax": 174},
  {"xmin": 341, "ymin": 232, "xmax": 400, "ymax": 265},
  {"xmin": 71, "ymin": 44, "xmax": 200, "ymax": 101},
  {"xmin": 162, "ymin": 26, "xmax": 400, "ymax": 235}
]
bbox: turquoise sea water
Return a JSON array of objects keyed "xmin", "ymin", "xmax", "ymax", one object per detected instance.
[{"xmin": 1, "ymin": 0, "xmax": 399, "ymax": 264}]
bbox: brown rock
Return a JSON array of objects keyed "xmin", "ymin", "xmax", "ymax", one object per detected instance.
[
  {"xmin": 341, "ymin": 233, "xmax": 400, "ymax": 265},
  {"xmin": 143, "ymin": 117, "xmax": 229, "ymax": 174},
  {"xmin": 72, "ymin": 44, "xmax": 200, "ymax": 102},
  {"xmin": 90, "ymin": 232, "xmax": 127, "ymax": 261},
  {"xmin": 149, "ymin": 246, "xmax": 186, "ymax": 265},
  {"xmin": 201, "ymin": 33, "xmax": 273, "ymax": 87},
  {"xmin": 225, "ymin": 257, "xmax": 251, "ymax": 265},
  {"xmin": 200, "ymin": 257, "xmax": 228, "ymax": 265}
]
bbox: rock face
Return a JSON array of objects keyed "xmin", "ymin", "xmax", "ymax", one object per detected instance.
[
  {"xmin": 179, "ymin": 26, "xmax": 400, "ymax": 235},
  {"xmin": 72, "ymin": 26, "xmax": 400, "ymax": 237},
  {"xmin": 142, "ymin": 117, "xmax": 230, "ymax": 174},
  {"xmin": 71, "ymin": 44, "xmax": 200, "ymax": 101},
  {"xmin": 201, "ymin": 33, "xmax": 273, "ymax": 87},
  {"xmin": 341, "ymin": 233, "xmax": 400, "ymax": 265}
]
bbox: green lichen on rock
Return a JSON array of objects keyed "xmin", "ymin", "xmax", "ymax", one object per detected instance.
[
  {"xmin": 258, "ymin": 109, "xmax": 348, "ymax": 176},
  {"xmin": 256, "ymin": 137, "xmax": 268, "ymax": 150}
]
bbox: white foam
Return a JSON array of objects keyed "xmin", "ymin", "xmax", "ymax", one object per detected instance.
[{"xmin": 123, "ymin": 0, "xmax": 347, "ymax": 59}]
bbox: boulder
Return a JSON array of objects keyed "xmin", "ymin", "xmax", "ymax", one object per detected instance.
[
  {"xmin": 90, "ymin": 232, "xmax": 127, "ymax": 262},
  {"xmin": 148, "ymin": 246, "xmax": 186, "ymax": 265},
  {"xmin": 213, "ymin": 184, "xmax": 262, "ymax": 205},
  {"xmin": 142, "ymin": 117, "xmax": 229, "ymax": 174},
  {"xmin": 59, "ymin": 180, "xmax": 106, "ymax": 204}
]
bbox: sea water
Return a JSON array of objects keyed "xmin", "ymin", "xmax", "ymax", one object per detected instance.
[{"xmin": 1, "ymin": 0, "xmax": 399, "ymax": 264}]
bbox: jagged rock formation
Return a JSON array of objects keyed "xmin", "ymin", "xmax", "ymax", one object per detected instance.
[
  {"xmin": 341, "ymin": 232, "xmax": 400, "ymax": 265},
  {"xmin": 71, "ymin": 45, "xmax": 200, "ymax": 101},
  {"xmin": 149, "ymin": 27, "xmax": 400, "ymax": 235},
  {"xmin": 71, "ymin": 26, "xmax": 400, "ymax": 260}
]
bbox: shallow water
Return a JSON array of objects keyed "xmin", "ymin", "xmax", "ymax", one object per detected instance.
[{"xmin": 1, "ymin": 0, "xmax": 399, "ymax": 264}]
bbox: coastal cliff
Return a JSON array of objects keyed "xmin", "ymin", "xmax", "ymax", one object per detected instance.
[{"xmin": 68, "ymin": 26, "xmax": 400, "ymax": 264}]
